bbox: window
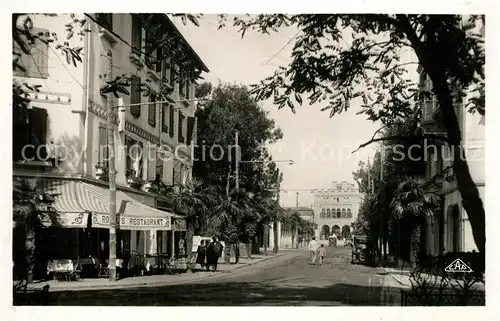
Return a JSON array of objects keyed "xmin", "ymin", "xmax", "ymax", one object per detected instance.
[
  {"xmin": 186, "ymin": 116, "xmax": 195, "ymax": 145},
  {"xmin": 155, "ymin": 47, "xmax": 163, "ymax": 74},
  {"xmin": 342, "ymin": 209, "xmax": 346, "ymax": 218},
  {"xmin": 98, "ymin": 124, "xmax": 109, "ymax": 168},
  {"xmin": 336, "ymin": 209, "xmax": 341, "ymax": 218},
  {"xmin": 169, "ymin": 105, "xmax": 175, "ymax": 138},
  {"xmin": 161, "ymin": 104, "xmax": 168, "ymax": 133},
  {"xmin": 178, "ymin": 111, "xmax": 184, "ymax": 143},
  {"xmin": 337, "ymin": 197, "xmax": 339, "ymax": 202},
  {"xmin": 326, "ymin": 209, "xmax": 331, "ymax": 218},
  {"xmin": 96, "ymin": 13, "xmax": 113, "ymax": 30},
  {"xmin": 347, "ymin": 209, "xmax": 352, "ymax": 218},
  {"xmin": 126, "ymin": 136, "xmax": 143, "ymax": 178},
  {"xmin": 170, "ymin": 63, "xmax": 177, "ymax": 86},
  {"xmin": 179, "ymin": 71, "xmax": 185, "ymax": 97},
  {"xmin": 321, "ymin": 209, "xmax": 325, "ymax": 218},
  {"xmin": 148, "ymin": 96, "xmax": 156, "ymax": 127},
  {"xmin": 13, "ymin": 27, "xmax": 49, "ymax": 79},
  {"xmin": 336, "ymin": 183, "xmax": 342, "ymax": 190},
  {"xmin": 13, "ymin": 106, "xmax": 47, "ymax": 161},
  {"xmin": 130, "ymin": 75, "xmax": 141, "ymax": 117},
  {"xmin": 131, "ymin": 15, "xmax": 145, "ymax": 58}
]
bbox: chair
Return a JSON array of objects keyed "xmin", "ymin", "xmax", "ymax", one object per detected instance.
[
  {"xmin": 163, "ymin": 258, "xmax": 176, "ymax": 275},
  {"xmin": 98, "ymin": 260, "xmax": 109, "ymax": 278}
]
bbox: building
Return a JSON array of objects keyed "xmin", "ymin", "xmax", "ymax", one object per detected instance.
[
  {"xmin": 313, "ymin": 181, "xmax": 363, "ymax": 240},
  {"xmin": 12, "ymin": 13, "xmax": 209, "ymax": 278},
  {"xmin": 278, "ymin": 206, "xmax": 314, "ymax": 248},
  {"xmin": 419, "ymin": 16, "xmax": 484, "ymax": 255}
]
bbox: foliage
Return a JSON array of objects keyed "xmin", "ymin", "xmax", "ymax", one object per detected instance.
[
  {"xmin": 406, "ymin": 251, "xmax": 485, "ymax": 305},
  {"xmin": 391, "ymin": 177, "xmax": 440, "ymax": 221},
  {"xmin": 194, "ymin": 82, "xmax": 283, "ymax": 195},
  {"xmin": 13, "ymin": 178, "xmax": 60, "ymax": 290},
  {"xmin": 219, "ymin": 14, "xmax": 485, "ymax": 253}
]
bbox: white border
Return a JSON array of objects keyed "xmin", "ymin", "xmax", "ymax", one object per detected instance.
[{"xmin": 2, "ymin": 1, "xmax": 499, "ymax": 320}]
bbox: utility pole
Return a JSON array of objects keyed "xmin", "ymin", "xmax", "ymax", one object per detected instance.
[
  {"xmin": 235, "ymin": 131, "xmax": 239, "ymax": 192},
  {"xmin": 106, "ymin": 50, "xmax": 117, "ymax": 282},
  {"xmin": 296, "ymin": 192, "xmax": 299, "ymax": 207}
]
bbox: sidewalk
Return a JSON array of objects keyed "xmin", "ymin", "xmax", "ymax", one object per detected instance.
[
  {"xmin": 381, "ymin": 267, "xmax": 485, "ymax": 291},
  {"xmin": 21, "ymin": 252, "xmax": 285, "ymax": 292}
]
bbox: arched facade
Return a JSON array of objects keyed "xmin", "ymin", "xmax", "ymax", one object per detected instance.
[
  {"xmin": 320, "ymin": 225, "xmax": 330, "ymax": 240},
  {"xmin": 313, "ymin": 185, "xmax": 362, "ymax": 241},
  {"xmin": 341, "ymin": 225, "xmax": 351, "ymax": 239},
  {"xmin": 332, "ymin": 224, "xmax": 340, "ymax": 237}
]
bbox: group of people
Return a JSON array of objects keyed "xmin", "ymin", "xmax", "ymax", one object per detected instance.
[
  {"xmin": 195, "ymin": 237, "xmax": 224, "ymax": 271},
  {"xmin": 307, "ymin": 236, "xmax": 328, "ymax": 265}
]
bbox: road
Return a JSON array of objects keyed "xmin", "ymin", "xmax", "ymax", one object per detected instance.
[{"xmin": 42, "ymin": 247, "xmax": 402, "ymax": 306}]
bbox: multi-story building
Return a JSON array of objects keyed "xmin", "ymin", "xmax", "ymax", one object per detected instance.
[
  {"xmin": 12, "ymin": 13, "xmax": 209, "ymax": 277},
  {"xmin": 313, "ymin": 181, "xmax": 363, "ymax": 240},
  {"xmin": 419, "ymin": 16, "xmax": 484, "ymax": 255}
]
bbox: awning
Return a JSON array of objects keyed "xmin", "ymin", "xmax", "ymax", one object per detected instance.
[{"xmin": 41, "ymin": 179, "xmax": 179, "ymax": 231}]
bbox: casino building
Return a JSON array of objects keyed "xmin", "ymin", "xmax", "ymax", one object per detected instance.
[{"xmin": 313, "ymin": 181, "xmax": 363, "ymax": 240}]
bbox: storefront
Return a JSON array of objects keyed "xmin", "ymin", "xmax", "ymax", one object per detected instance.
[{"xmin": 35, "ymin": 179, "xmax": 187, "ymax": 265}]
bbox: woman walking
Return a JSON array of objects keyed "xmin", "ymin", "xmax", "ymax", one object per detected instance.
[{"xmin": 196, "ymin": 240, "xmax": 207, "ymax": 269}]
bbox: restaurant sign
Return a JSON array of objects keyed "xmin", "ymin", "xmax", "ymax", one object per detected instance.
[{"xmin": 91, "ymin": 214, "xmax": 171, "ymax": 230}]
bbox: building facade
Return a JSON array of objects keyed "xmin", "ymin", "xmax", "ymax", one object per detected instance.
[
  {"xmin": 13, "ymin": 13, "xmax": 209, "ymax": 277},
  {"xmin": 313, "ymin": 181, "xmax": 363, "ymax": 240},
  {"xmin": 419, "ymin": 16, "xmax": 484, "ymax": 255}
]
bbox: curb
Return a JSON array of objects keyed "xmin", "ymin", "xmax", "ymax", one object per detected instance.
[{"xmin": 41, "ymin": 253, "xmax": 286, "ymax": 292}]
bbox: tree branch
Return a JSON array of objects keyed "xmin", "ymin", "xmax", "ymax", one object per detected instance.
[{"xmin": 351, "ymin": 134, "xmax": 449, "ymax": 154}]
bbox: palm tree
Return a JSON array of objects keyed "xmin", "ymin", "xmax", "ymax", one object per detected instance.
[
  {"xmin": 209, "ymin": 187, "xmax": 253, "ymax": 263},
  {"xmin": 13, "ymin": 178, "xmax": 60, "ymax": 289},
  {"xmin": 283, "ymin": 210, "xmax": 303, "ymax": 249},
  {"xmin": 391, "ymin": 177, "xmax": 439, "ymax": 268},
  {"xmin": 172, "ymin": 178, "xmax": 214, "ymax": 261}
]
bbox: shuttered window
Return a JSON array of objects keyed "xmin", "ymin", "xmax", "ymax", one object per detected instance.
[
  {"xmin": 13, "ymin": 27, "xmax": 49, "ymax": 79},
  {"xmin": 169, "ymin": 105, "xmax": 174, "ymax": 138},
  {"xmin": 148, "ymin": 96, "xmax": 156, "ymax": 127},
  {"xmin": 130, "ymin": 75, "xmax": 141, "ymax": 117}
]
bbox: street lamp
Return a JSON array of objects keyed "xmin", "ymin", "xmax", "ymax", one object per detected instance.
[{"xmin": 105, "ymin": 96, "xmax": 207, "ymax": 282}]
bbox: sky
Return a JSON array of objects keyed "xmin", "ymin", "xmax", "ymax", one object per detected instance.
[{"xmin": 173, "ymin": 15, "xmax": 384, "ymax": 207}]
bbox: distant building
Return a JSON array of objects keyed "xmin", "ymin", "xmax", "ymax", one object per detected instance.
[{"xmin": 313, "ymin": 181, "xmax": 363, "ymax": 240}]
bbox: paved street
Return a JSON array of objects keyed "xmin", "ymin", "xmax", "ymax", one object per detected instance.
[{"xmin": 40, "ymin": 247, "xmax": 402, "ymax": 306}]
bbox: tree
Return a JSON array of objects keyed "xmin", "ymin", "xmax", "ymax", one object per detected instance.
[
  {"xmin": 13, "ymin": 178, "xmax": 60, "ymax": 289},
  {"xmin": 172, "ymin": 177, "xmax": 214, "ymax": 262},
  {"xmin": 282, "ymin": 210, "xmax": 303, "ymax": 249},
  {"xmin": 221, "ymin": 14, "xmax": 485, "ymax": 254},
  {"xmin": 391, "ymin": 177, "xmax": 440, "ymax": 267},
  {"xmin": 193, "ymin": 82, "xmax": 284, "ymax": 253}
]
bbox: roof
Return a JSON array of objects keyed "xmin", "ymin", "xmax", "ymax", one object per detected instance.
[{"xmin": 164, "ymin": 15, "xmax": 210, "ymax": 73}]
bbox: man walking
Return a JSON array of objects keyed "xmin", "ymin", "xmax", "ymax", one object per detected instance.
[{"xmin": 308, "ymin": 236, "xmax": 319, "ymax": 265}]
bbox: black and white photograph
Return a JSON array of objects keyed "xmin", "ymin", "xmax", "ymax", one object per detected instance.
[{"xmin": 8, "ymin": 4, "xmax": 493, "ymax": 311}]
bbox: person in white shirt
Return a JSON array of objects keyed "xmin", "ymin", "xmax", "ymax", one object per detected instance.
[{"xmin": 308, "ymin": 236, "xmax": 319, "ymax": 265}]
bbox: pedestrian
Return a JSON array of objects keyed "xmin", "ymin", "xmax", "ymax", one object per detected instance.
[
  {"xmin": 196, "ymin": 240, "xmax": 207, "ymax": 269},
  {"xmin": 206, "ymin": 237, "xmax": 224, "ymax": 272},
  {"xmin": 308, "ymin": 236, "xmax": 319, "ymax": 265},
  {"xmin": 318, "ymin": 244, "xmax": 327, "ymax": 265}
]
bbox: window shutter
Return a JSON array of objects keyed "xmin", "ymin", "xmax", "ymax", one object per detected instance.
[
  {"xmin": 148, "ymin": 96, "xmax": 156, "ymax": 127},
  {"xmin": 156, "ymin": 47, "xmax": 162, "ymax": 73},
  {"xmin": 161, "ymin": 103, "xmax": 168, "ymax": 133},
  {"xmin": 30, "ymin": 107, "xmax": 48, "ymax": 160},
  {"xmin": 169, "ymin": 105, "xmax": 174, "ymax": 138},
  {"xmin": 147, "ymin": 146, "xmax": 156, "ymax": 180},
  {"xmin": 131, "ymin": 15, "xmax": 142, "ymax": 54},
  {"xmin": 178, "ymin": 112, "xmax": 184, "ymax": 143},
  {"xmin": 130, "ymin": 75, "xmax": 141, "ymax": 117},
  {"xmin": 13, "ymin": 27, "xmax": 49, "ymax": 78},
  {"xmin": 186, "ymin": 116, "xmax": 195, "ymax": 145}
]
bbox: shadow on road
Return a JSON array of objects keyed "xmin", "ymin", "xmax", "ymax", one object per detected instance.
[{"xmin": 17, "ymin": 281, "xmax": 402, "ymax": 306}]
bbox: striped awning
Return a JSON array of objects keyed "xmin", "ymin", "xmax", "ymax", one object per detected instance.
[{"xmin": 41, "ymin": 179, "xmax": 180, "ymax": 231}]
